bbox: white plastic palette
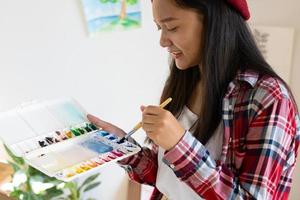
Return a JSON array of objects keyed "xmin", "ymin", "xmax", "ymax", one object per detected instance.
[{"xmin": 0, "ymin": 98, "xmax": 141, "ymax": 182}]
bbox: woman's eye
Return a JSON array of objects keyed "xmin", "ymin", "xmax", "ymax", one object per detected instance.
[
  {"xmin": 155, "ymin": 24, "xmax": 178, "ymax": 32},
  {"xmin": 167, "ymin": 27, "xmax": 178, "ymax": 32},
  {"xmin": 156, "ymin": 25, "xmax": 161, "ymax": 31}
]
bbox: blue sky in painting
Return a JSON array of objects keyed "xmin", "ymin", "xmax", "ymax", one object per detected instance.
[{"xmin": 82, "ymin": 0, "xmax": 141, "ymax": 20}]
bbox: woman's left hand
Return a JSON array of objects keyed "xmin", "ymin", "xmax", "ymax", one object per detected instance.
[{"xmin": 141, "ymin": 105, "xmax": 185, "ymax": 150}]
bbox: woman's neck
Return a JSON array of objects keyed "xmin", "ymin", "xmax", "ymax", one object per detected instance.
[{"xmin": 187, "ymin": 81, "xmax": 202, "ymax": 115}]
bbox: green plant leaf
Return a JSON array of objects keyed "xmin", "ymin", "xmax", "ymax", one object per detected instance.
[
  {"xmin": 28, "ymin": 166, "xmax": 61, "ymax": 185},
  {"xmin": 99, "ymin": 0, "xmax": 118, "ymax": 3},
  {"xmin": 8, "ymin": 160, "xmax": 21, "ymax": 172},
  {"xmin": 83, "ymin": 182, "xmax": 101, "ymax": 192},
  {"xmin": 127, "ymin": 0, "xmax": 138, "ymax": 5},
  {"xmin": 28, "ymin": 166, "xmax": 48, "ymax": 178},
  {"xmin": 30, "ymin": 193, "xmax": 44, "ymax": 200},
  {"xmin": 55, "ymin": 198, "xmax": 67, "ymax": 200},
  {"xmin": 9, "ymin": 188, "xmax": 23, "ymax": 198},
  {"xmin": 64, "ymin": 181, "xmax": 77, "ymax": 189},
  {"xmin": 43, "ymin": 186, "xmax": 64, "ymax": 199},
  {"xmin": 4, "ymin": 143, "xmax": 24, "ymax": 165},
  {"xmin": 79, "ymin": 173, "xmax": 100, "ymax": 191},
  {"xmin": 2, "ymin": 142, "xmax": 98, "ymax": 200},
  {"xmin": 22, "ymin": 192, "xmax": 30, "ymax": 200},
  {"xmin": 64, "ymin": 182, "xmax": 79, "ymax": 199},
  {"xmin": 28, "ymin": 166, "xmax": 42, "ymax": 175}
]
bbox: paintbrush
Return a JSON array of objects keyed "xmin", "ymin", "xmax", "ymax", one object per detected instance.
[{"xmin": 117, "ymin": 97, "xmax": 172, "ymax": 144}]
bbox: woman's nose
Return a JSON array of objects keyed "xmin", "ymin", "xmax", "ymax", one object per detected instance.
[{"xmin": 160, "ymin": 32, "xmax": 172, "ymax": 48}]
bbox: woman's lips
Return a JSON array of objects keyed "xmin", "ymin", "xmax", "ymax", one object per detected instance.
[{"xmin": 170, "ymin": 51, "xmax": 183, "ymax": 59}]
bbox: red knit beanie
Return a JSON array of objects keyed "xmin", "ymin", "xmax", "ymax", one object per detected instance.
[
  {"xmin": 151, "ymin": 0, "xmax": 250, "ymax": 20},
  {"xmin": 227, "ymin": 0, "xmax": 250, "ymax": 20}
]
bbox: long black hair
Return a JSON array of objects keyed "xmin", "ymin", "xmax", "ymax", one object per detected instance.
[{"xmin": 159, "ymin": 0, "xmax": 296, "ymax": 144}]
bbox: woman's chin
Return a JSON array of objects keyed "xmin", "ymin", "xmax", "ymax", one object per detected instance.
[{"xmin": 175, "ymin": 61, "xmax": 193, "ymax": 70}]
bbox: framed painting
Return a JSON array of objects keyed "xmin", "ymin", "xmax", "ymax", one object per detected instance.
[{"xmin": 81, "ymin": 0, "xmax": 141, "ymax": 35}]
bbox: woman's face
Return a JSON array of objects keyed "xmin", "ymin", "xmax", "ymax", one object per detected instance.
[{"xmin": 152, "ymin": 0, "xmax": 204, "ymax": 70}]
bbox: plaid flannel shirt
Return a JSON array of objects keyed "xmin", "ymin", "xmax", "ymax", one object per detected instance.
[{"xmin": 119, "ymin": 70, "xmax": 300, "ymax": 200}]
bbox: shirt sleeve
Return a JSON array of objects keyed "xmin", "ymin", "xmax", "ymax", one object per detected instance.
[
  {"xmin": 118, "ymin": 143, "xmax": 159, "ymax": 186},
  {"xmin": 162, "ymin": 97, "xmax": 299, "ymax": 199}
]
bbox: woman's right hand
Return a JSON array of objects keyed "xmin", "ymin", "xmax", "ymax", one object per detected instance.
[{"xmin": 87, "ymin": 114, "xmax": 126, "ymax": 138}]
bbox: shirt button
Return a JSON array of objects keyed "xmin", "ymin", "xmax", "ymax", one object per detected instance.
[{"xmin": 170, "ymin": 164, "xmax": 175, "ymax": 169}]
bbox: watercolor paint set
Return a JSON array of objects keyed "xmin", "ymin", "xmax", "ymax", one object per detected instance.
[{"xmin": 0, "ymin": 98, "xmax": 141, "ymax": 181}]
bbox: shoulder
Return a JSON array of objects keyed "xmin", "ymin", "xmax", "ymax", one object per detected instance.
[
  {"xmin": 234, "ymin": 70, "xmax": 297, "ymax": 120},
  {"xmin": 251, "ymin": 75, "xmax": 291, "ymax": 107}
]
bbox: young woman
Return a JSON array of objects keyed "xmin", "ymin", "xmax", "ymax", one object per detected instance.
[{"xmin": 88, "ymin": 0, "xmax": 300, "ymax": 199}]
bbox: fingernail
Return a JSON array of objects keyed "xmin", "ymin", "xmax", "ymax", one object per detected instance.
[
  {"xmin": 87, "ymin": 114, "xmax": 93, "ymax": 118},
  {"xmin": 140, "ymin": 105, "xmax": 146, "ymax": 111}
]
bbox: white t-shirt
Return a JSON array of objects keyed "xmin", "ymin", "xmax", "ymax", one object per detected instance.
[{"xmin": 156, "ymin": 106, "xmax": 223, "ymax": 200}]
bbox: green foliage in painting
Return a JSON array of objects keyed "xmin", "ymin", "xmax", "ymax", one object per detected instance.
[{"xmin": 99, "ymin": 0, "xmax": 138, "ymax": 6}]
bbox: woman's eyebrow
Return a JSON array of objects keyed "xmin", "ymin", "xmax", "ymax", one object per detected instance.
[{"xmin": 154, "ymin": 17, "xmax": 179, "ymax": 23}]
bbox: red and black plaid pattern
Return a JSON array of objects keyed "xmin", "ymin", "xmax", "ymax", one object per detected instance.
[{"xmin": 118, "ymin": 70, "xmax": 300, "ymax": 200}]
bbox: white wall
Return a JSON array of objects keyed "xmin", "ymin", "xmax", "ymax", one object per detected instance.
[
  {"xmin": 0, "ymin": 0, "xmax": 168, "ymax": 199},
  {"xmin": 0, "ymin": 0, "xmax": 299, "ymax": 199}
]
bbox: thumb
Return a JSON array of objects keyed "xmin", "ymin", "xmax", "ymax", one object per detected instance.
[
  {"xmin": 87, "ymin": 114, "xmax": 126, "ymax": 137},
  {"xmin": 87, "ymin": 114, "xmax": 109, "ymax": 129}
]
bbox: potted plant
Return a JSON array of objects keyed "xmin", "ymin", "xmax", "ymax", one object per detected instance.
[{"xmin": 2, "ymin": 144, "xmax": 100, "ymax": 200}]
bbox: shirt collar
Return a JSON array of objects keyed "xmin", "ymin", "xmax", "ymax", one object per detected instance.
[
  {"xmin": 224, "ymin": 70, "xmax": 259, "ymax": 98},
  {"xmin": 235, "ymin": 70, "xmax": 259, "ymax": 87}
]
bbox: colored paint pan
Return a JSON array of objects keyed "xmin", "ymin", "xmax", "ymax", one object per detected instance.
[
  {"xmin": 77, "ymin": 128, "xmax": 86, "ymax": 135},
  {"xmin": 75, "ymin": 167, "xmax": 84, "ymax": 174},
  {"xmin": 88, "ymin": 123, "xmax": 98, "ymax": 131},
  {"xmin": 66, "ymin": 173, "xmax": 75, "ymax": 178},
  {"xmin": 111, "ymin": 150, "xmax": 124, "ymax": 157},
  {"xmin": 86, "ymin": 161, "xmax": 98, "ymax": 168},
  {"xmin": 106, "ymin": 135, "xmax": 117, "ymax": 141},
  {"xmin": 98, "ymin": 131, "xmax": 109, "ymax": 137},
  {"xmin": 64, "ymin": 131, "xmax": 73, "ymax": 138},
  {"xmin": 107, "ymin": 153, "xmax": 117, "ymax": 160},
  {"xmin": 38, "ymin": 140, "xmax": 48, "ymax": 147},
  {"xmin": 99, "ymin": 156, "xmax": 110, "ymax": 162},
  {"xmin": 84, "ymin": 124, "xmax": 93, "ymax": 132},
  {"xmin": 71, "ymin": 129, "xmax": 81, "ymax": 136},
  {"xmin": 55, "ymin": 131, "xmax": 68, "ymax": 140},
  {"xmin": 93, "ymin": 158, "xmax": 105, "ymax": 165},
  {"xmin": 45, "ymin": 137, "xmax": 54, "ymax": 144}
]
